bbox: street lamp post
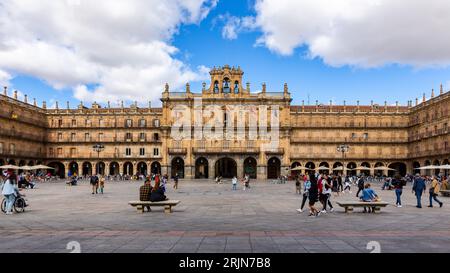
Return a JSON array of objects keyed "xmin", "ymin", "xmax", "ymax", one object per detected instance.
[
  {"xmin": 92, "ymin": 144, "xmax": 105, "ymax": 174},
  {"xmin": 337, "ymin": 144, "xmax": 350, "ymax": 174}
]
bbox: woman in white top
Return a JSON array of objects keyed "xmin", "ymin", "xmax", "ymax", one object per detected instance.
[
  {"xmin": 2, "ymin": 172, "xmax": 19, "ymax": 215},
  {"xmin": 232, "ymin": 176, "xmax": 238, "ymax": 190}
]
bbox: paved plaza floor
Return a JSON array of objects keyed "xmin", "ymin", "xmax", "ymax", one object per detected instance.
[{"xmin": 1, "ymin": 179, "xmax": 449, "ymax": 253}]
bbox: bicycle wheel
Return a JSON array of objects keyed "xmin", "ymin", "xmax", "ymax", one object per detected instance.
[
  {"xmin": 14, "ymin": 198, "xmax": 26, "ymax": 213},
  {"xmin": 1, "ymin": 199, "xmax": 6, "ymax": 213}
]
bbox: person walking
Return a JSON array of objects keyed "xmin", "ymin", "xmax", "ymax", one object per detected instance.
[
  {"xmin": 308, "ymin": 174, "xmax": 320, "ymax": 217},
  {"xmin": 412, "ymin": 174, "xmax": 426, "ymax": 208},
  {"xmin": 392, "ymin": 174, "xmax": 405, "ymax": 207},
  {"xmin": 428, "ymin": 176, "xmax": 443, "ymax": 208},
  {"xmin": 295, "ymin": 175, "xmax": 301, "ymax": 194},
  {"xmin": 173, "ymin": 173, "xmax": 179, "ymax": 190},
  {"xmin": 90, "ymin": 174, "xmax": 99, "ymax": 195},
  {"xmin": 356, "ymin": 176, "xmax": 365, "ymax": 197},
  {"xmin": 338, "ymin": 175, "xmax": 344, "ymax": 193},
  {"xmin": 2, "ymin": 171, "xmax": 19, "ymax": 215},
  {"xmin": 232, "ymin": 176, "xmax": 238, "ymax": 190},
  {"xmin": 297, "ymin": 176, "xmax": 311, "ymax": 213},
  {"xmin": 344, "ymin": 176, "xmax": 352, "ymax": 193},
  {"xmin": 99, "ymin": 175, "xmax": 105, "ymax": 194},
  {"xmin": 321, "ymin": 176, "xmax": 334, "ymax": 213}
]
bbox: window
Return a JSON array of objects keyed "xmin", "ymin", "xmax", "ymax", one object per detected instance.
[
  {"xmin": 125, "ymin": 119, "xmax": 132, "ymax": 128},
  {"xmin": 99, "ymin": 133, "xmax": 104, "ymax": 141},
  {"xmin": 70, "ymin": 148, "xmax": 76, "ymax": 157},
  {"xmin": 58, "ymin": 119, "xmax": 63, "ymax": 127},
  {"xmin": 139, "ymin": 132, "xmax": 146, "ymax": 141},
  {"xmin": 214, "ymin": 81, "xmax": 219, "ymax": 93},
  {"xmin": 234, "ymin": 81, "xmax": 239, "ymax": 94},
  {"xmin": 125, "ymin": 132, "xmax": 132, "ymax": 141},
  {"xmin": 49, "ymin": 148, "xmax": 54, "ymax": 156},
  {"xmin": 139, "ymin": 119, "xmax": 146, "ymax": 127},
  {"xmin": 57, "ymin": 148, "xmax": 62, "ymax": 155},
  {"xmin": 153, "ymin": 119, "xmax": 160, "ymax": 127},
  {"xmin": 363, "ymin": 133, "xmax": 369, "ymax": 140},
  {"xmin": 153, "ymin": 148, "xmax": 159, "ymax": 156},
  {"xmin": 351, "ymin": 133, "xmax": 356, "ymax": 139},
  {"xmin": 0, "ymin": 142, "xmax": 3, "ymax": 154},
  {"xmin": 445, "ymin": 123, "xmax": 448, "ymax": 132},
  {"xmin": 71, "ymin": 133, "xmax": 76, "ymax": 141},
  {"xmin": 153, "ymin": 133, "xmax": 159, "ymax": 141},
  {"xmin": 72, "ymin": 119, "xmax": 77, "ymax": 127},
  {"xmin": 99, "ymin": 119, "xmax": 104, "ymax": 127},
  {"xmin": 85, "ymin": 133, "xmax": 90, "ymax": 141},
  {"xmin": 125, "ymin": 148, "xmax": 131, "ymax": 156},
  {"xmin": 58, "ymin": 133, "xmax": 63, "ymax": 141},
  {"xmin": 139, "ymin": 148, "xmax": 145, "ymax": 156},
  {"xmin": 85, "ymin": 119, "xmax": 91, "ymax": 127},
  {"xmin": 444, "ymin": 141, "xmax": 449, "ymax": 151}
]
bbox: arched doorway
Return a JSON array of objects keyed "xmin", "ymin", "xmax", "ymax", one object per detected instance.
[
  {"xmin": 332, "ymin": 162, "xmax": 343, "ymax": 175},
  {"xmin": 137, "ymin": 162, "xmax": 148, "ymax": 176},
  {"xmin": 109, "ymin": 162, "xmax": 119, "ymax": 175},
  {"xmin": 374, "ymin": 162, "xmax": 384, "ymax": 177},
  {"xmin": 433, "ymin": 160, "xmax": 441, "ymax": 176},
  {"xmin": 8, "ymin": 159, "xmax": 16, "ymax": 165},
  {"xmin": 151, "ymin": 161, "xmax": 162, "ymax": 175},
  {"xmin": 171, "ymin": 157, "xmax": 184, "ymax": 178},
  {"xmin": 195, "ymin": 157, "xmax": 209, "ymax": 179},
  {"xmin": 28, "ymin": 160, "xmax": 35, "ymax": 166},
  {"xmin": 318, "ymin": 162, "xmax": 330, "ymax": 175},
  {"xmin": 48, "ymin": 162, "xmax": 65, "ymax": 178},
  {"xmin": 82, "ymin": 162, "xmax": 92, "ymax": 176},
  {"xmin": 388, "ymin": 162, "xmax": 407, "ymax": 177},
  {"xmin": 123, "ymin": 162, "xmax": 133, "ymax": 176},
  {"xmin": 215, "ymin": 157, "xmax": 237, "ymax": 178},
  {"xmin": 267, "ymin": 157, "xmax": 281, "ymax": 179},
  {"xmin": 305, "ymin": 162, "xmax": 316, "ymax": 175},
  {"xmin": 68, "ymin": 162, "xmax": 79, "ymax": 177},
  {"xmin": 290, "ymin": 162, "xmax": 301, "ymax": 177},
  {"xmin": 361, "ymin": 162, "xmax": 371, "ymax": 176},
  {"xmin": 0, "ymin": 159, "xmax": 5, "ymax": 166},
  {"xmin": 244, "ymin": 157, "xmax": 257, "ymax": 179},
  {"xmin": 347, "ymin": 162, "xmax": 357, "ymax": 176},
  {"xmin": 96, "ymin": 162, "xmax": 106, "ymax": 175},
  {"xmin": 413, "ymin": 161, "xmax": 421, "ymax": 175}
]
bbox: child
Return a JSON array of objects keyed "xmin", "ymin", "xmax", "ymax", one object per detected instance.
[{"xmin": 232, "ymin": 176, "xmax": 237, "ymax": 190}]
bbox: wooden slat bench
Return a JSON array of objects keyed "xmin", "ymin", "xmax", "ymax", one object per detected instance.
[
  {"xmin": 440, "ymin": 190, "xmax": 450, "ymax": 197},
  {"xmin": 129, "ymin": 200, "xmax": 180, "ymax": 214},
  {"xmin": 336, "ymin": 201, "xmax": 389, "ymax": 214}
]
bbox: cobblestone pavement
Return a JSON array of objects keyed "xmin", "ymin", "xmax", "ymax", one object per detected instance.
[{"xmin": 1, "ymin": 179, "xmax": 449, "ymax": 253}]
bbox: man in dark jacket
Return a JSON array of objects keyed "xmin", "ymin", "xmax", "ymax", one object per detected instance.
[
  {"xmin": 412, "ymin": 174, "xmax": 426, "ymax": 208},
  {"xmin": 356, "ymin": 176, "xmax": 365, "ymax": 197}
]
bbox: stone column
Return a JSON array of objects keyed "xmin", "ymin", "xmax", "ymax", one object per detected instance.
[
  {"xmin": 184, "ymin": 165, "xmax": 193, "ymax": 179},
  {"xmin": 236, "ymin": 157, "xmax": 244, "ymax": 179},
  {"xmin": 257, "ymin": 165, "xmax": 266, "ymax": 180},
  {"xmin": 208, "ymin": 158, "xmax": 216, "ymax": 180}
]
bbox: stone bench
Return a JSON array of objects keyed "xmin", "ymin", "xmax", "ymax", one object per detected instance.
[
  {"xmin": 128, "ymin": 200, "xmax": 180, "ymax": 214},
  {"xmin": 336, "ymin": 201, "xmax": 389, "ymax": 214},
  {"xmin": 440, "ymin": 190, "xmax": 450, "ymax": 197}
]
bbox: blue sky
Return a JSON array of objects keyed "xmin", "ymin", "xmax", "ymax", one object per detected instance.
[{"xmin": 2, "ymin": 0, "xmax": 450, "ymax": 107}]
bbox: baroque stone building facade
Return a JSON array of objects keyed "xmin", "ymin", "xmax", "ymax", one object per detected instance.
[{"xmin": 0, "ymin": 66, "xmax": 449, "ymax": 179}]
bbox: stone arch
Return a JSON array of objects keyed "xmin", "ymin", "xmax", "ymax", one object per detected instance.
[
  {"xmin": 151, "ymin": 161, "xmax": 162, "ymax": 175},
  {"xmin": 109, "ymin": 162, "xmax": 119, "ymax": 175},
  {"xmin": 137, "ymin": 162, "xmax": 148, "ymax": 176},
  {"xmin": 195, "ymin": 157, "xmax": 209, "ymax": 179},
  {"xmin": 123, "ymin": 162, "xmax": 134, "ymax": 176},
  {"xmin": 413, "ymin": 161, "xmax": 421, "ymax": 175},
  {"xmin": 0, "ymin": 159, "xmax": 5, "ymax": 166},
  {"xmin": 290, "ymin": 161, "xmax": 302, "ymax": 177},
  {"xmin": 68, "ymin": 161, "xmax": 79, "ymax": 177},
  {"xmin": 433, "ymin": 159, "xmax": 441, "ymax": 176},
  {"xmin": 318, "ymin": 162, "xmax": 330, "ymax": 175},
  {"xmin": 332, "ymin": 162, "xmax": 343, "ymax": 175},
  {"xmin": 374, "ymin": 162, "xmax": 385, "ymax": 176},
  {"xmin": 244, "ymin": 157, "xmax": 257, "ymax": 179},
  {"xmin": 388, "ymin": 162, "xmax": 407, "ymax": 177},
  {"xmin": 171, "ymin": 157, "xmax": 184, "ymax": 178},
  {"xmin": 47, "ymin": 161, "xmax": 65, "ymax": 178},
  {"xmin": 305, "ymin": 162, "xmax": 316, "ymax": 174},
  {"xmin": 347, "ymin": 162, "xmax": 357, "ymax": 176},
  {"xmin": 215, "ymin": 157, "xmax": 237, "ymax": 178},
  {"xmin": 267, "ymin": 157, "xmax": 281, "ymax": 179},
  {"xmin": 96, "ymin": 162, "xmax": 106, "ymax": 175},
  {"xmin": 82, "ymin": 162, "xmax": 93, "ymax": 176}
]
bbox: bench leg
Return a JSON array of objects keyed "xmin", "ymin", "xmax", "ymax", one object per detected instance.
[
  {"xmin": 373, "ymin": 207, "xmax": 381, "ymax": 213},
  {"xmin": 346, "ymin": 207, "xmax": 353, "ymax": 214},
  {"xmin": 164, "ymin": 206, "xmax": 172, "ymax": 214},
  {"xmin": 137, "ymin": 205, "xmax": 145, "ymax": 213}
]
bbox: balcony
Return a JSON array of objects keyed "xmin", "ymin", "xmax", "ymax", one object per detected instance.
[
  {"xmin": 0, "ymin": 149, "xmax": 45, "ymax": 159},
  {"xmin": 290, "ymin": 137, "xmax": 408, "ymax": 144},
  {"xmin": 0, "ymin": 131, "xmax": 47, "ymax": 142},
  {"xmin": 264, "ymin": 148, "xmax": 284, "ymax": 155},
  {"xmin": 168, "ymin": 148, "xmax": 187, "ymax": 155},
  {"xmin": 192, "ymin": 147, "xmax": 260, "ymax": 154}
]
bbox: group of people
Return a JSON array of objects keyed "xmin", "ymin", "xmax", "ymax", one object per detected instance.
[
  {"xmin": 139, "ymin": 174, "xmax": 170, "ymax": 211},
  {"xmin": 295, "ymin": 172, "xmax": 447, "ymax": 216}
]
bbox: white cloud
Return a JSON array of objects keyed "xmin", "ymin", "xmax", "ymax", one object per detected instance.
[
  {"xmin": 253, "ymin": 0, "xmax": 450, "ymax": 68},
  {"xmin": 0, "ymin": 0, "xmax": 217, "ymax": 103},
  {"xmin": 0, "ymin": 70, "xmax": 12, "ymax": 88},
  {"xmin": 218, "ymin": 14, "xmax": 256, "ymax": 40}
]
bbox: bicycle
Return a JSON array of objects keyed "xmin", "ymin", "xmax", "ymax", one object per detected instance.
[{"xmin": 1, "ymin": 194, "xmax": 28, "ymax": 213}]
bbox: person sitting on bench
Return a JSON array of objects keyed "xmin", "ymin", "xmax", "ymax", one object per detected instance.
[
  {"xmin": 360, "ymin": 183, "xmax": 379, "ymax": 213},
  {"xmin": 139, "ymin": 179, "xmax": 153, "ymax": 212},
  {"xmin": 150, "ymin": 180, "xmax": 168, "ymax": 202},
  {"xmin": 66, "ymin": 176, "xmax": 78, "ymax": 186}
]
